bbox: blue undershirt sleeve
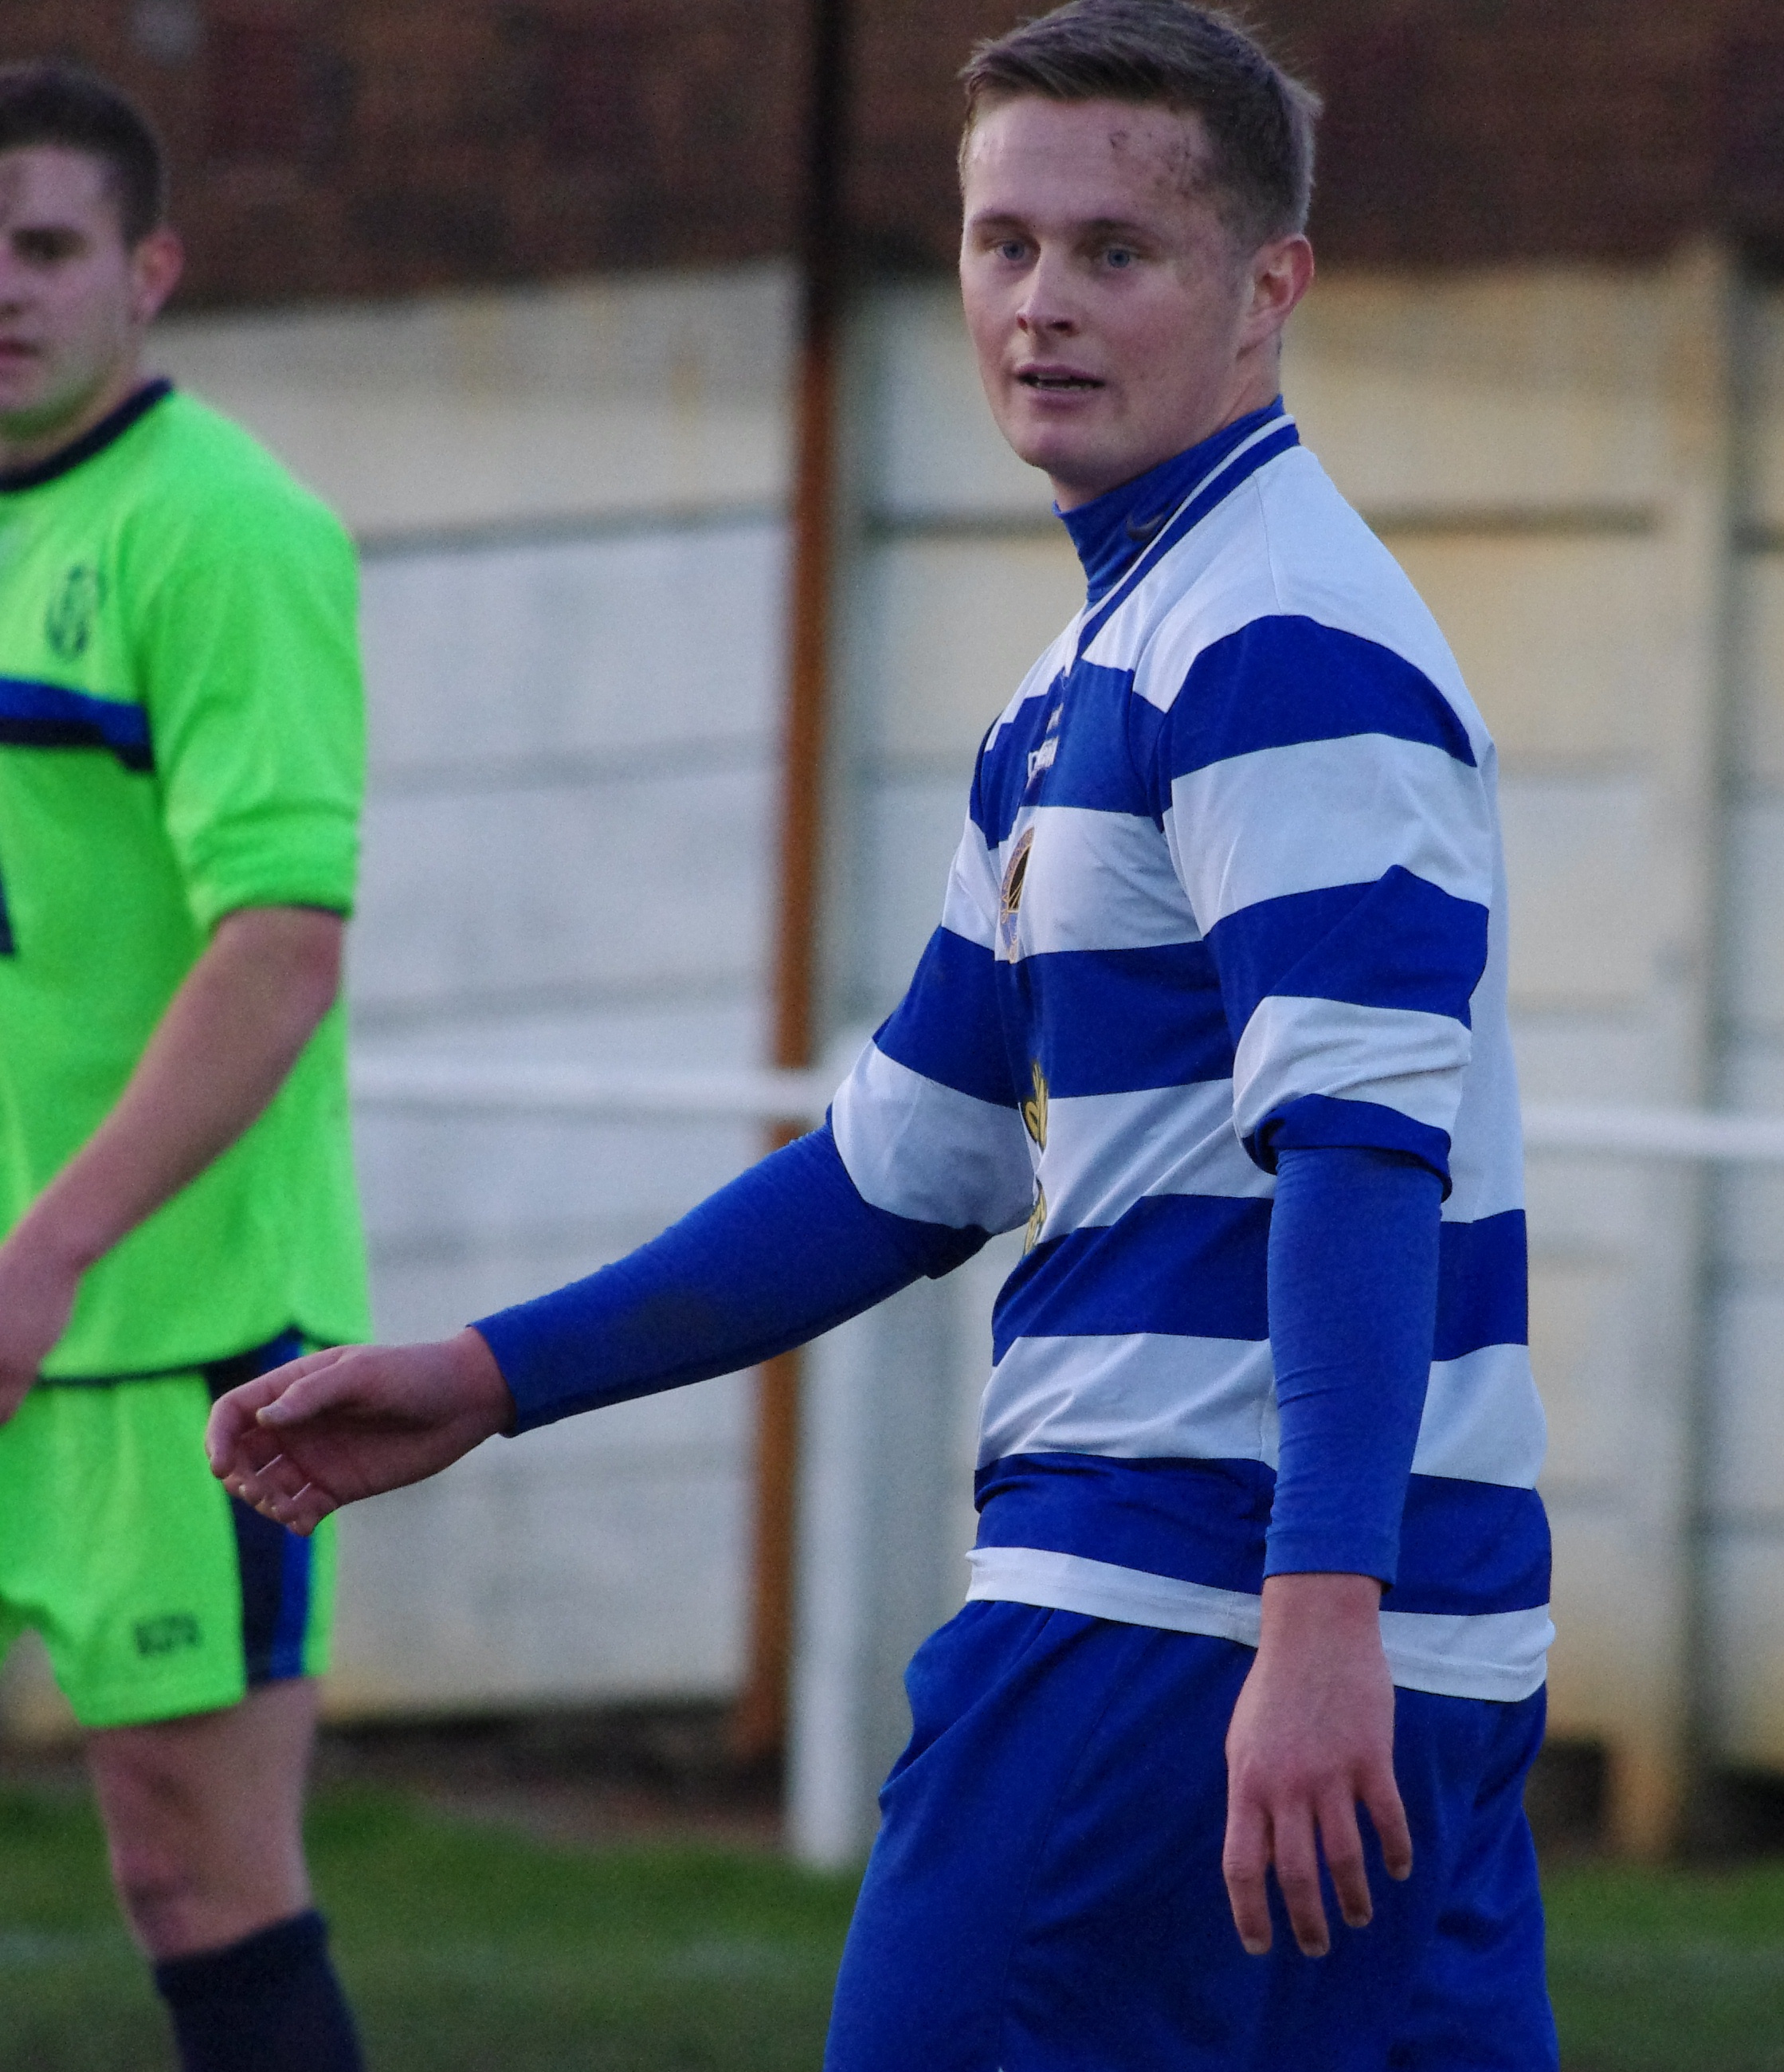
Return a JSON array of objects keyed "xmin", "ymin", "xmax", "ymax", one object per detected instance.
[
  {"xmin": 1263, "ymin": 1143, "xmax": 1444, "ymax": 1587},
  {"xmin": 472, "ymin": 1120, "xmax": 988, "ymax": 1434}
]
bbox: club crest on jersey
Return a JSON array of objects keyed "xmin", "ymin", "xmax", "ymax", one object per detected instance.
[
  {"xmin": 997, "ymin": 826, "xmax": 1034, "ymax": 962},
  {"xmin": 45, "ymin": 563, "xmax": 104, "ymax": 660}
]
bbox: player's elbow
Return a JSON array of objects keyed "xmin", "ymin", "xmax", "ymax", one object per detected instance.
[{"xmin": 214, "ymin": 905, "xmax": 345, "ymax": 1022}]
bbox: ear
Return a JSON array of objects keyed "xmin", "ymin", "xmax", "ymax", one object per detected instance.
[
  {"xmin": 1241, "ymin": 233, "xmax": 1314, "ymax": 353},
  {"xmin": 127, "ymin": 226, "xmax": 184, "ymax": 328}
]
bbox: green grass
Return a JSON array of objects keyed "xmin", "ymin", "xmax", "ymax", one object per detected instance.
[
  {"xmin": 1544, "ymin": 1857, "xmax": 1784, "ymax": 2072},
  {"xmin": 0, "ymin": 1784, "xmax": 860, "ymax": 2070},
  {"xmin": 5, "ymin": 1781, "xmax": 1784, "ymax": 2069}
]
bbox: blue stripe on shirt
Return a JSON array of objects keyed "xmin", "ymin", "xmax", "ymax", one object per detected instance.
[
  {"xmin": 973, "ymin": 1453, "xmax": 1550, "ymax": 1614},
  {"xmin": 1437, "ymin": 1211, "xmax": 1528, "ymax": 1359},
  {"xmin": 992, "ymin": 1195, "xmax": 1275, "ymax": 1357},
  {"xmin": 987, "ymin": 1191, "xmax": 1521, "ymax": 1363},
  {"xmin": 1014, "ymin": 943, "xmax": 1232, "ymax": 1097},
  {"xmin": 1158, "ymin": 618, "xmax": 1477, "ymax": 780},
  {"xmin": 873, "ymin": 928, "xmax": 1019, "ymax": 1108},
  {"xmin": 1252, "ymin": 1094, "xmax": 1455, "ymax": 1191},
  {"xmin": 0, "ymin": 677, "xmax": 154, "ymax": 771},
  {"xmin": 973, "ymin": 661, "xmax": 1141, "ymax": 848},
  {"xmin": 1206, "ymin": 869, "xmax": 1488, "ymax": 1036}
]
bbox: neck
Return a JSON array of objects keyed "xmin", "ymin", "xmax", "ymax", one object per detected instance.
[{"xmin": 0, "ymin": 355, "xmax": 145, "ymax": 474}]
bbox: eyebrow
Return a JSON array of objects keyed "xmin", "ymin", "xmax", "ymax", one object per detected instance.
[{"xmin": 966, "ymin": 210, "xmax": 1159, "ymax": 239}]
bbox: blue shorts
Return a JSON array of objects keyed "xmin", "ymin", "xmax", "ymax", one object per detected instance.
[{"xmin": 825, "ymin": 1602, "xmax": 1555, "ymax": 2072}]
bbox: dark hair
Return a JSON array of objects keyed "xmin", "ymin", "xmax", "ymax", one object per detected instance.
[
  {"xmin": 961, "ymin": 1, "xmax": 1319, "ymax": 249},
  {"xmin": 0, "ymin": 61, "xmax": 167, "ymax": 245}
]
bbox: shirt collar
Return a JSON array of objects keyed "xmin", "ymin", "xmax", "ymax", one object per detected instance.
[
  {"xmin": 0, "ymin": 378, "xmax": 174, "ymax": 494},
  {"xmin": 1057, "ymin": 397, "xmax": 1287, "ymax": 605}
]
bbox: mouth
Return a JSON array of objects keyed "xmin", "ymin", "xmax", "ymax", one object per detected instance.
[{"xmin": 1016, "ymin": 367, "xmax": 1104, "ymax": 393}]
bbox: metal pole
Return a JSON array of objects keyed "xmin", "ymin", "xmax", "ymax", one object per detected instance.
[{"xmin": 731, "ymin": 0, "xmax": 851, "ymax": 1764}]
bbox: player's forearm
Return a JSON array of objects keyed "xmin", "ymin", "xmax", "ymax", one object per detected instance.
[
  {"xmin": 1263, "ymin": 1144, "xmax": 1442, "ymax": 1583},
  {"xmin": 477, "ymin": 1122, "xmax": 986, "ymax": 1430},
  {"xmin": 9, "ymin": 905, "xmax": 343, "ymax": 1274}
]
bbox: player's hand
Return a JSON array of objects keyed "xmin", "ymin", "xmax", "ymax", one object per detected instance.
[
  {"xmin": 204, "ymin": 1329, "xmax": 516, "ymax": 1536},
  {"xmin": 0, "ymin": 1223, "xmax": 84, "ymax": 1425},
  {"xmin": 1221, "ymin": 1572, "xmax": 1412, "ymax": 1960}
]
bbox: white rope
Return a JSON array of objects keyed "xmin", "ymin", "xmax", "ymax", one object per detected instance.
[
  {"xmin": 349, "ymin": 1055, "xmax": 833, "ymax": 1127},
  {"xmin": 349, "ymin": 1061, "xmax": 1784, "ymax": 1165}
]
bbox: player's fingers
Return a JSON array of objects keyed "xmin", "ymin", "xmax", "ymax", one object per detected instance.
[
  {"xmin": 1270, "ymin": 1804, "xmax": 1331, "ymax": 1958},
  {"xmin": 1363, "ymin": 1765, "xmax": 1414, "ymax": 1883},
  {"xmin": 261, "ymin": 1480, "xmax": 338, "ymax": 1539},
  {"xmin": 1316, "ymin": 1791, "xmax": 1373, "ymax": 1931},
  {"xmin": 1221, "ymin": 1797, "xmax": 1274, "ymax": 1956},
  {"xmin": 252, "ymin": 1346, "xmax": 367, "ymax": 1428},
  {"xmin": 203, "ymin": 1370, "xmax": 290, "ymax": 1471}
]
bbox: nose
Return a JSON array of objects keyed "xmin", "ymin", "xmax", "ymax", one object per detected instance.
[{"xmin": 1014, "ymin": 245, "xmax": 1078, "ymax": 339}]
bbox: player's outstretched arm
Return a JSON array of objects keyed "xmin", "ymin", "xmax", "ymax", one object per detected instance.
[
  {"xmin": 205, "ymin": 1330, "xmax": 514, "ymax": 1537},
  {"xmin": 1221, "ymin": 1571, "xmax": 1413, "ymax": 1959}
]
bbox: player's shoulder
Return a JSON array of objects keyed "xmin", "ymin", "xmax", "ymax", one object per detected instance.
[
  {"xmin": 120, "ymin": 390, "xmax": 352, "ymax": 568},
  {"xmin": 1134, "ymin": 445, "xmax": 1489, "ymax": 754}
]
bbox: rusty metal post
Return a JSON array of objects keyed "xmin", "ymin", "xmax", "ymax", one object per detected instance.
[{"xmin": 730, "ymin": 0, "xmax": 851, "ymax": 1764}]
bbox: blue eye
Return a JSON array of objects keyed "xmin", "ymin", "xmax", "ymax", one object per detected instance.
[{"xmin": 1105, "ymin": 247, "xmax": 1135, "ymax": 269}]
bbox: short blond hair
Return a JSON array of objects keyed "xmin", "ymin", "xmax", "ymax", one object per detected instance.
[{"xmin": 960, "ymin": 1, "xmax": 1319, "ymax": 249}]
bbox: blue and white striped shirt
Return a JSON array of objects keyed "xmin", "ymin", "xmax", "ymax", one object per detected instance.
[{"xmin": 831, "ymin": 401, "xmax": 1551, "ymax": 1704}]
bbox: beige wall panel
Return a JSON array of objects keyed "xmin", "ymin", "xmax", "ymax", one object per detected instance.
[
  {"xmin": 1710, "ymin": 1289, "xmax": 1784, "ymax": 1521},
  {"xmin": 329, "ymin": 1395, "xmax": 751, "ymax": 1715},
  {"xmin": 863, "ymin": 283, "xmax": 1062, "ymax": 523},
  {"xmin": 863, "ymin": 535, "xmax": 1084, "ymax": 770},
  {"xmin": 1747, "ymin": 287, "xmax": 1784, "ymax": 534},
  {"xmin": 1498, "ymin": 777, "xmax": 1655, "ymax": 1009},
  {"xmin": 1531, "ymin": 1258, "xmax": 1637, "ymax": 1497},
  {"xmin": 1525, "ymin": 1152, "xmax": 1650, "ymax": 1257},
  {"xmin": 1543, "ymin": 1509, "xmax": 1658, "ymax": 1740},
  {"xmin": 351, "ymin": 764, "xmax": 774, "ymax": 1014},
  {"xmin": 1708, "ymin": 1539, "xmax": 1784, "ymax": 1769},
  {"xmin": 1386, "ymin": 535, "xmax": 1661, "ymax": 767},
  {"xmin": 1733, "ymin": 555, "xmax": 1784, "ymax": 787},
  {"xmin": 155, "ymin": 266, "xmax": 795, "ymax": 538},
  {"xmin": 1724, "ymin": 801, "xmax": 1784, "ymax": 1036},
  {"xmin": 361, "ymin": 522, "xmax": 784, "ymax": 775},
  {"xmin": 1285, "ymin": 270, "xmax": 1666, "ymax": 518},
  {"xmin": 1509, "ymin": 1012, "xmax": 1657, "ymax": 1103}
]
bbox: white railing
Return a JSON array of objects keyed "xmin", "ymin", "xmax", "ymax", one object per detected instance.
[{"xmin": 350, "ymin": 1058, "xmax": 1784, "ymax": 1166}]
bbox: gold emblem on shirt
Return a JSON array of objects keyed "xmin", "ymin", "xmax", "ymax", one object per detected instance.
[{"xmin": 996, "ymin": 825, "xmax": 1034, "ymax": 963}]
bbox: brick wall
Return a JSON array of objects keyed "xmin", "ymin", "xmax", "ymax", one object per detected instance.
[{"xmin": 8, "ymin": 1, "xmax": 1784, "ymax": 307}]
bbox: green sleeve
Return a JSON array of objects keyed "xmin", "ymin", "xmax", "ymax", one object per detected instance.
[{"xmin": 134, "ymin": 489, "xmax": 365, "ymax": 932}]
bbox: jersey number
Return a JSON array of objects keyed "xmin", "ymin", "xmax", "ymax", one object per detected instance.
[{"xmin": 0, "ymin": 846, "xmax": 13, "ymax": 955}]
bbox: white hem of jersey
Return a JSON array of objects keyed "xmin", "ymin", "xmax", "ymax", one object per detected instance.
[{"xmin": 964, "ymin": 1545, "xmax": 1551, "ymax": 1703}]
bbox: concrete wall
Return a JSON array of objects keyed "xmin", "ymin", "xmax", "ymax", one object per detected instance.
[{"xmin": 180, "ymin": 266, "xmax": 796, "ymax": 1716}]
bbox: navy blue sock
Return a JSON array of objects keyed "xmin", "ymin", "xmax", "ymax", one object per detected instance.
[{"xmin": 153, "ymin": 1909, "xmax": 363, "ymax": 2072}]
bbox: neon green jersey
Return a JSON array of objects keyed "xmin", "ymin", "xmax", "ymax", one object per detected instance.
[{"xmin": 0, "ymin": 383, "xmax": 371, "ymax": 1376}]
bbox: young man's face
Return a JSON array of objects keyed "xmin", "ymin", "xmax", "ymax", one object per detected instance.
[
  {"xmin": 959, "ymin": 96, "xmax": 1311, "ymax": 509},
  {"xmin": 0, "ymin": 144, "xmax": 181, "ymax": 457}
]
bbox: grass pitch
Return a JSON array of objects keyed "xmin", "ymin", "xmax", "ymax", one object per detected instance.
[{"xmin": 2, "ymin": 1780, "xmax": 1783, "ymax": 2070}]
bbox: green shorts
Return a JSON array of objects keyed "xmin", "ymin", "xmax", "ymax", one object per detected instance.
[{"xmin": 0, "ymin": 1332, "xmax": 335, "ymax": 1730}]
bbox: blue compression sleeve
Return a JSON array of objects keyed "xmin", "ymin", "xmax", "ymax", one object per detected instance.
[
  {"xmin": 1262, "ymin": 1144, "xmax": 1443, "ymax": 1586},
  {"xmin": 474, "ymin": 1122, "xmax": 988, "ymax": 1434}
]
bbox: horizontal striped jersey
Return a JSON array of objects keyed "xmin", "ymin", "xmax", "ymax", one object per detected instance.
[{"xmin": 829, "ymin": 401, "xmax": 1551, "ymax": 1703}]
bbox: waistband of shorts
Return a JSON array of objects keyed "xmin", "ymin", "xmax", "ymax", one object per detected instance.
[{"xmin": 34, "ymin": 1328, "xmax": 307, "ymax": 1395}]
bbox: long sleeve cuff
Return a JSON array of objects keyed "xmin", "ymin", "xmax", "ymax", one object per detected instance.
[
  {"xmin": 1262, "ymin": 1143, "xmax": 1443, "ymax": 1586},
  {"xmin": 474, "ymin": 1120, "xmax": 988, "ymax": 1433}
]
